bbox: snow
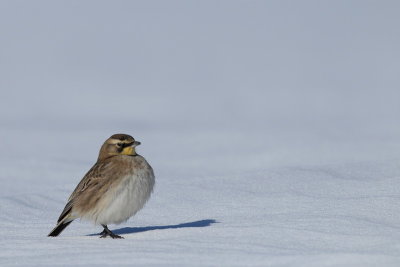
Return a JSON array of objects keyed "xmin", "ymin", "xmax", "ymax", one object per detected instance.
[{"xmin": 1, "ymin": 1, "xmax": 400, "ymax": 266}]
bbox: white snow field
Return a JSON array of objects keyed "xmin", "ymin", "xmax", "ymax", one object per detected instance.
[{"xmin": 1, "ymin": 1, "xmax": 400, "ymax": 266}]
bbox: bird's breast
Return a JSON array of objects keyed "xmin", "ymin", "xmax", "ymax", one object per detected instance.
[{"xmin": 93, "ymin": 160, "xmax": 155, "ymax": 225}]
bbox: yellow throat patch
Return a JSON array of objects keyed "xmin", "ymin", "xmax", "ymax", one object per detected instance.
[{"xmin": 121, "ymin": 146, "xmax": 136, "ymax": 156}]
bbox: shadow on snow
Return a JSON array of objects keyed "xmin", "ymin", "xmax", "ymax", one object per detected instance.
[{"xmin": 88, "ymin": 219, "xmax": 218, "ymax": 236}]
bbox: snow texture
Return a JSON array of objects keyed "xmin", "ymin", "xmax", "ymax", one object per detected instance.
[{"xmin": 1, "ymin": 1, "xmax": 400, "ymax": 266}]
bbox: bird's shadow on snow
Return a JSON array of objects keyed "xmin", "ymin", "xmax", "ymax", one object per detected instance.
[{"xmin": 88, "ymin": 219, "xmax": 217, "ymax": 236}]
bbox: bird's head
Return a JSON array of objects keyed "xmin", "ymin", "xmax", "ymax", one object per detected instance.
[{"xmin": 98, "ymin": 134, "xmax": 141, "ymax": 161}]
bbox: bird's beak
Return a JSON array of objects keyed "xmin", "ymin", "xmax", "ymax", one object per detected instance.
[{"xmin": 133, "ymin": 141, "xmax": 141, "ymax": 147}]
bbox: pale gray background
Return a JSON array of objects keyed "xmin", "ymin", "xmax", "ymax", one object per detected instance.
[
  {"xmin": 1, "ymin": 1, "xmax": 399, "ymax": 133},
  {"xmin": 1, "ymin": 0, "xmax": 399, "ymax": 174}
]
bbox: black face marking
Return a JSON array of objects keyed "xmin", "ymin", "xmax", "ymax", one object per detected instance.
[
  {"xmin": 116, "ymin": 142, "xmax": 134, "ymax": 148},
  {"xmin": 122, "ymin": 141, "xmax": 134, "ymax": 148}
]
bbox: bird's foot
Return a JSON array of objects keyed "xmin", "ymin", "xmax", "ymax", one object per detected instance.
[
  {"xmin": 99, "ymin": 225, "xmax": 124, "ymax": 239},
  {"xmin": 100, "ymin": 232, "xmax": 124, "ymax": 239},
  {"xmin": 99, "ymin": 229, "xmax": 107, "ymax": 236}
]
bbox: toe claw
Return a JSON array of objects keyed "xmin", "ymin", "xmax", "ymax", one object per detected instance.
[{"xmin": 110, "ymin": 234, "xmax": 124, "ymax": 239}]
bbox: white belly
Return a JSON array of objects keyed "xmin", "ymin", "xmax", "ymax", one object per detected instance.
[{"xmin": 94, "ymin": 167, "xmax": 155, "ymax": 225}]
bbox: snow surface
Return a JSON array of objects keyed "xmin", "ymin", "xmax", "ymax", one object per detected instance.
[{"xmin": 1, "ymin": 1, "xmax": 400, "ymax": 266}]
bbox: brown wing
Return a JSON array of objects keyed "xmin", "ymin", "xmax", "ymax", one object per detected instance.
[{"xmin": 56, "ymin": 160, "xmax": 113, "ymax": 223}]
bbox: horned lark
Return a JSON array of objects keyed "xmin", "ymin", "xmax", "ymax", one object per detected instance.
[{"xmin": 48, "ymin": 134, "xmax": 155, "ymax": 239}]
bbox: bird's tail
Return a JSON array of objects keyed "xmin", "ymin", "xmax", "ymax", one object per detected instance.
[{"xmin": 48, "ymin": 220, "xmax": 73, "ymax": 237}]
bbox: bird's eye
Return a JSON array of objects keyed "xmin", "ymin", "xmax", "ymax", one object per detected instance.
[{"xmin": 117, "ymin": 143, "xmax": 123, "ymax": 147}]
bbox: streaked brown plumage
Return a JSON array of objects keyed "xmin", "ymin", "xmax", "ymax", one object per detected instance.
[{"xmin": 48, "ymin": 134, "xmax": 155, "ymax": 239}]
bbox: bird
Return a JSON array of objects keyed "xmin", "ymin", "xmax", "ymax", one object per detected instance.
[{"xmin": 48, "ymin": 134, "xmax": 155, "ymax": 239}]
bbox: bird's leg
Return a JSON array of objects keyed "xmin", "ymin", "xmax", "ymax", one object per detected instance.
[
  {"xmin": 99, "ymin": 228, "xmax": 107, "ymax": 236},
  {"xmin": 100, "ymin": 224, "xmax": 124, "ymax": 239}
]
